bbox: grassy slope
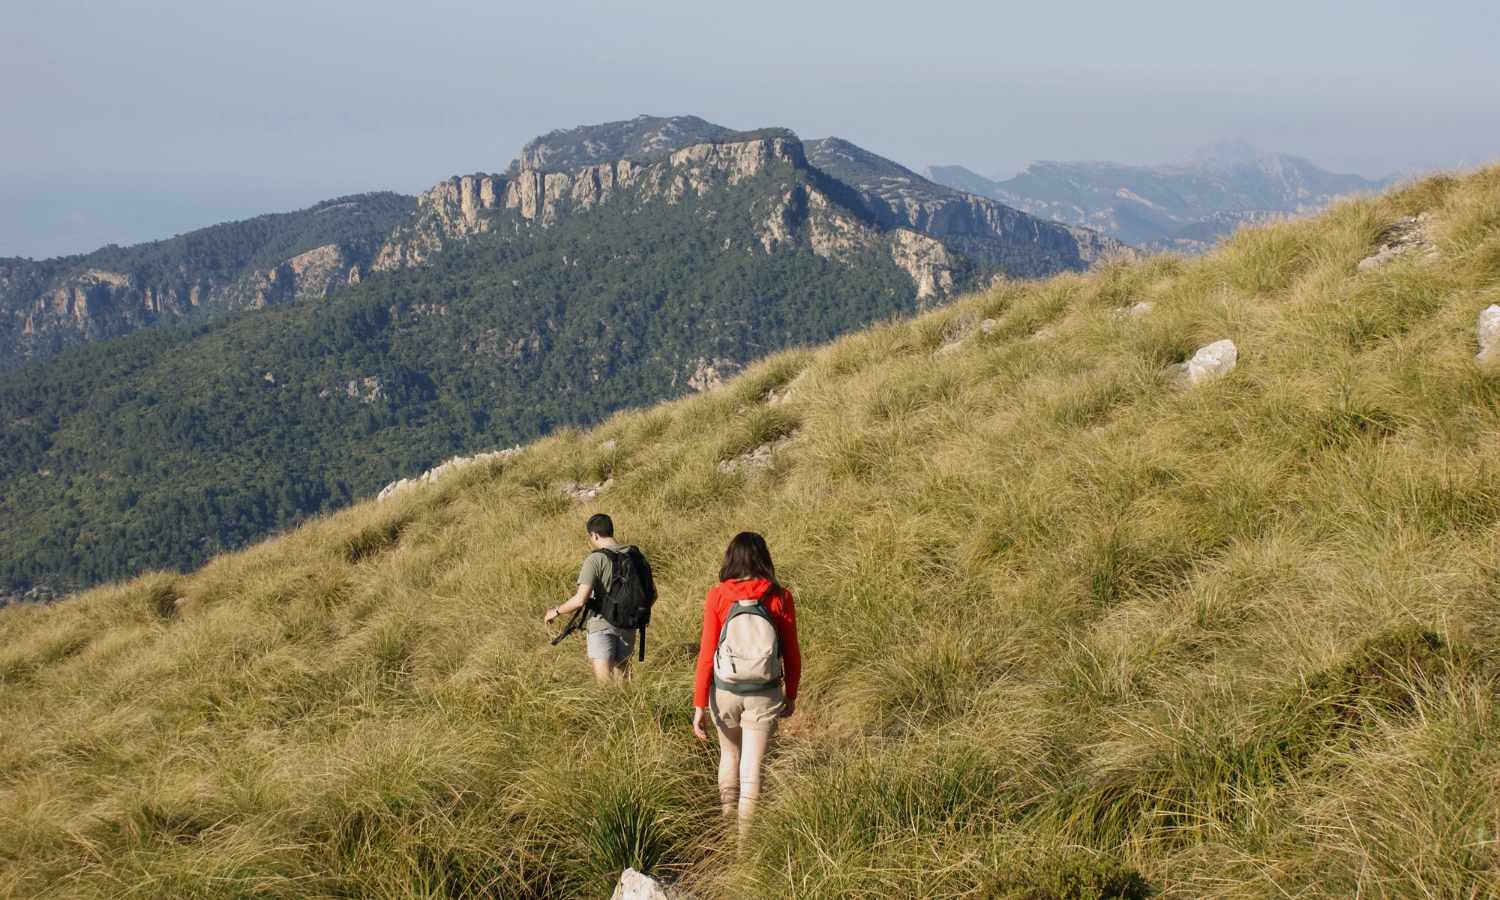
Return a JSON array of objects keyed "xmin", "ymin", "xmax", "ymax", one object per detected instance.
[{"xmin": 3, "ymin": 169, "xmax": 1500, "ymax": 898}]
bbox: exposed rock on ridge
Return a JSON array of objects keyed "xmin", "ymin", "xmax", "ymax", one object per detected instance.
[
  {"xmin": 373, "ymin": 175, "xmax": 504, "ymax": 270},
  {"xmin": 374, "ymin": 117, "xmax": 1121, "ymax": 302},
  {"xmin": 375, "ymin": 131, "xmax": 970, "ymax": 300},
  {"xmin": 377, "ymin": 446, "xmax": 522, "ymax": 501},
  {"xmin": 1357, "ymin": 214, "xmax": 1437, "ymax": 271},
  {"xmin": 14, "ymin": 247, "xmax": 362, "ymax": 345}
]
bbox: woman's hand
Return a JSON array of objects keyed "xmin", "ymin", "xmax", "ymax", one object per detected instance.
[
  {"xmin": 692, "ymin": 706, "xmax": 709, "ymax": 741},
  {"xmin": 780, "ymin": 697, "xmax": 795, "ymax": 718}
]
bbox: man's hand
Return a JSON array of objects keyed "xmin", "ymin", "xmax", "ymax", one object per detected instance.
[
  {"xmin": 780, "ymin": 697, "xmax": 795, "ymax": 718},
  {"xmin": 692, "ymin": 706, "xmax": 709, "ymax": 741},
  {"xmin": 543, "ymin": 605, "xmax": 560, "ymax": 625}
]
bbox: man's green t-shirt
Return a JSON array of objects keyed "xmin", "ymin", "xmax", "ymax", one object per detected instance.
[{"xmin": 578, "ymin": 545, "xmax": 636, "ymax": 634}]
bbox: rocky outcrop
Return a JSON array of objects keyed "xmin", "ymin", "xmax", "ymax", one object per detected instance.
[
  {"xmin": 888, "ymin": 229, "xmax": 958, "ymax": 300},
  {"xmin": 0, "ymin": 193, "xmax": 412, "ymax": 371},
  {"xmin": 1357, "ymin": 214, "xmax": 1437, "ymax": 271},
  {"xmin": 377, "ymin": 446, "xmax": 522, "ymax": 501},
  {"xmin": 280, "ymin": 244, "xmax": 358, "ymax": 298},
  {"xmin": 682, "ymin": 357, "xmax": 740, "ymax": 392},
  {"xmin": 1477, "ymin": 305, "xmax": 1500, "ymax": 365},
  {"xmin": 374, "ymin": 175, "xmax": 505, "ymax": 270},
  {"xmin": 561, "ymin": 478, "xmax": 612, "ymax": 501},
  {"xmin": 14, "ymin": 249, "xmax": 362, "ymax": 347},
  {"xmin": 506, "ymin": 138, "xmax": 806, "ymax": 227},
  {"xmin": 22, "ymin": 269, "xmax": 131, "ymax": 335}
]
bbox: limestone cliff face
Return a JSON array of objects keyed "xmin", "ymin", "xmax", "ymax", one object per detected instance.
[
  {"xmin": 373, "ymin": 175, "xmax": 503, "ymax": 271},
  {"xmin": 500, "ymin": 138, "xmax": 807, "ymax": 226},
  {"xmin": 375, "ymin": 138, "xmax": 813, "ymax": 264},
  {"xmin": 0, "ymin": 192, "xmax": 412, "ymax": 371},
  {"xmin": 374, "ymin": 134, "xmax": 961, "ymax": 300},
  {"xmin": 887, "ymin": 230, "xmax": 958, "ymax": 300},
  {"xmin": 8, "ymin": 245, "xmax": 363, "ymax": 361},
  {"xmin": 865, "ymin": 190, "xmax": 1123, "ymax": 267}
]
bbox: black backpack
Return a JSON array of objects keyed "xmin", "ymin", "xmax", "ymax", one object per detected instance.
[{"xmin": 587, "ymin": 546, "xmax": 657, "ymax": 660}]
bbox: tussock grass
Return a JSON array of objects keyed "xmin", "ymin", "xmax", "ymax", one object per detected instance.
[{"xmin": 6, "ymin": 168, "xmax": 1500, "ymax": 897}]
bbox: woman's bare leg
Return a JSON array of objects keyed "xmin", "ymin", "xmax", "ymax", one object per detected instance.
[
  {"xmin": 715, "ymin": 722, "xmax": 742, "ymax": 818},
  {"xmin": 736, "ymin": 727, "xmax": 772, "ymax": 842}
]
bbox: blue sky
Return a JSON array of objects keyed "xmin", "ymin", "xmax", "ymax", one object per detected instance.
[{"xmin": 4, "ymin": 0, "xmax": 1498, "ymax": 257}]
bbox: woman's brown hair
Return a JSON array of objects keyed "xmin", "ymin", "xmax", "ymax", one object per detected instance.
[{"xmin": 719, "ymin": 531, "xmax": 777, "ymax": 585}]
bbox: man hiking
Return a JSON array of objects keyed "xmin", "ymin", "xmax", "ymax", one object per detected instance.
[{"xmin": 544, "ymin": 513, "xmax": 657, "ymax": 682}]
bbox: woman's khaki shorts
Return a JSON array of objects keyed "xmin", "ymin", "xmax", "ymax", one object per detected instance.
[{"xmin": 710, "ymin": 685, "xmax": 785, "ymax": 733}]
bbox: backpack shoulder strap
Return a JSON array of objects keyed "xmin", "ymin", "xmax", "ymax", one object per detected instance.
[{"xmin": 584, "ymin": 549, "xmax": 612, "ymax": 611}]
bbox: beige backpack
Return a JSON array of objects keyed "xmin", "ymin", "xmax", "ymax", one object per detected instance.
[{"xmin": 712, "ymin": 585, "xmax": 784, "ymax": 693}]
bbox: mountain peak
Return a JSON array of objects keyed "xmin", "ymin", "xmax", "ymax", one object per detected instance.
[
  {"xmin": 507, "ymin": 115, "xmax": 745, "ymax": 175},
  {"xmin": 806, "ymin": 137, "xmax": 952, "ymax": 197}
]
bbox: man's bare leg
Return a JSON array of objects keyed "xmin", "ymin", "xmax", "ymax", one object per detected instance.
[{"xmin": 590, "ymin": 658, "xmax": 613, "ymax": 683}]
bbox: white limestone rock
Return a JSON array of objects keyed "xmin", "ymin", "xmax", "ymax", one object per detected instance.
[
  {"xmin": 684, "ymin": 357, "xmax": 739, "ymax": 393},
  {"xmin": 1357, "ymin": 213, "xmax": 1437, "ymax": 271},
  {"xmin": 377, "ymin": 446, "xmax": 522, "ymax": 501},
  {"xmin": 1477, "ymin": 305, "xmax": 1500, "ymax": 364},
  {"xmin": 611, "ymin": 868, "xmax": 689, "ymax": 900},
  {"xmin": 1172, "ymin": 339, "xmax": 1238, "ymax": 386},
  {"xmin": 561, "ymin": 478, "xmax": 613, "ymax": 501},
  {"xmin": 717, "ymin": 436, "xmax": 794, "ymax": 475}
]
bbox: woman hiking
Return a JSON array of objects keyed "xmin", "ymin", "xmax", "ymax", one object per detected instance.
[{"xmin": 692, "ymin": 531, "xmax": 801, "ymax": 841}]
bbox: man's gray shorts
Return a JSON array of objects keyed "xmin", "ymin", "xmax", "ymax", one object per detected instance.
[{"xmin": 586, "ymin": 622, "xmax": 636, "ymax": 662}]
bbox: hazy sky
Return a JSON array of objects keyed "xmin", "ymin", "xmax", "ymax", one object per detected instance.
[{"xmin": 4, "ymin": 0, "xmax": 1498, "ymax": 257}]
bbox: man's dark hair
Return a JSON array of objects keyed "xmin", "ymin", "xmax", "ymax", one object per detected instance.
[
  {"xmin": 586, "ymin": 513, "xmax": 614, "ymax": 538},
  {"xmin": 719, "ymin": 531, "xmax": 777, "ymax": 584}
]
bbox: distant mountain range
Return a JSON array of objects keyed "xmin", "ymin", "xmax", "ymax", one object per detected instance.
[
  {"xmin": 928, "ymin": 146, "xmax": 1392, "ymax": 252},
  {"xmin": 0, "ymin": 117, "xmax": 1123, "ymax": 374},
  {"xmin": 0, "ymin": 115, "xmax": 1122, "ymax": 600}
]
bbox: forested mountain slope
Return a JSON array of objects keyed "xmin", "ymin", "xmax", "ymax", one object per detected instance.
[
  {"xmin": 2, "ymin": 167, "xmax": 1497, "ymax": 898},
  {"xmin": 1, "ymin": 121, "xmax": 1121, "ymax": 601},
  {"xmin": 0, "ymin": 134, "xmax": 944, "ymax": 598},
  {"xmin": 0, "ymin": 193, "xmax": 415, "ymax": 371}
]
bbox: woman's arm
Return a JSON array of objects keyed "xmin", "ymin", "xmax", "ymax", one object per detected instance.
[
  {"xmin": 777, "ymin": 589, "xmax": 802, "ymax": 705},
  {"xmin": 693, "ymin": 588, "xmax": 721, "ymax": 709}
]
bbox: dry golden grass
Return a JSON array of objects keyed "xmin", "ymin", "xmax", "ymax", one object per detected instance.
[{"xmin": 5, "ymin": 167, "xmax": 1500, "ymax": 898}]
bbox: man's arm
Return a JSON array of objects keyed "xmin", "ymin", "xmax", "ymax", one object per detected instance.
[
  {"xmin": 544, "ymin": 581, "xmax": 591, "ymax": 624},
  {"xmin": 545, "ymin": 554, "xmax": 599, "ymax": 623}
]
